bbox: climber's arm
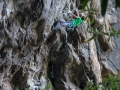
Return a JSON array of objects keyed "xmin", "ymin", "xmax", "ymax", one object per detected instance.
[
  {"xmin": 75, "ymin": 9, "xmax": 79, "ymax": 17},
  {"xmin": 70, "ymin": 13, "xmax": 78, "ymax": 18}
]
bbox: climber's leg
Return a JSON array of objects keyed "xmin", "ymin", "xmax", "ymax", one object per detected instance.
[
  {"xmin": 60, "ymin": 20, "xmax": 68, "ymax": 27},
  {"xmin": 52, "ymin": 20, "xmax": 72, "ymax": 30},
  {"xmin": 52, "ymin": 19, "xmax": 67, "ymax": 30},
  {"xmin": 52, "ymin": 21, "xmax": 62, "ymax": 30}
]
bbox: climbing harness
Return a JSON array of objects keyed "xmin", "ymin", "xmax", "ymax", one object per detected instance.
[{"xmin": 66, "ymin": 21, "xmax": 75, "ymax": 31}]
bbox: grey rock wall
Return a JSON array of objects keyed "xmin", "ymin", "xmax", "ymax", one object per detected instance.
[
  {"xmin": 0, "ymin": 0, "xmax": 119, "ymax": 90},
  {"xmin": 108, "ymin": 0, "xmax": 120, "ymax": 74}
]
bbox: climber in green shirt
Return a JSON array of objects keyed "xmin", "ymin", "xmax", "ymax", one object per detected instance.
[
  {"xmin": 52, "ymin": 9, "xmax": 84, "ymax": 30},
  {"xmin": 72, "ymin": 17, "xmax": 82, "ymax": 27}
]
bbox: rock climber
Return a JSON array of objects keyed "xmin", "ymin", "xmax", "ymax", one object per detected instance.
[{"xmin": 52, "ymin": 9, "xmax": 84, "ymax": 30}]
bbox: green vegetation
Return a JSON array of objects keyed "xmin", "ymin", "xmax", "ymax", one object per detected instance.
[
  {"xmin": 81, "ymin": 1, "xmax": 120, "ymax": 89},
  {"xmin": 42, "ymin": 83, "xmax": 52, "ymax": 90},
  {"xmin": 87, "ymin": 26, "xmax": 120, "ymax": 42},
  {"xmin": 87, "ymin": 27, "xmax": 105, "ymax": 42},
  {"xmin": 25, "ymin": 88, "xmax": 29, "ymax": 90},
  {"xmin": 81, "ymin": 0, "xmax": 120, "ymax": 42},
  {"xmin": 81, "ymin": 0, "xmax": 120, "ymax": 16},
  {"xmin": 84, "ymin": 75, "xmax": 120, "ymax": 90},
  {"xmin": 108, "ymin": 27, "xmax": 120, "ymax": 40}
]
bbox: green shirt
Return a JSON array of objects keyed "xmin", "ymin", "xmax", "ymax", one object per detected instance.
[{"xmin": 72, "ymin": 17, "xmax": 82, "ymax": 27}]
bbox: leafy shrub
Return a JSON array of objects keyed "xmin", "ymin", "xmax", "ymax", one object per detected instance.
[
  {"xmin": 25, "ymin": 88, "xmax": 29, "ymax": 90},
  {"xmin": 42, "ymin": 83, "xmax": 52, "ymax": 90},
  {"xmin": 84, "ymin": 75, "xmax": 120, "ymax": 90},
  {"xmin": 81, "ymin": 0, "xmax": 120, "ymax": 16}
]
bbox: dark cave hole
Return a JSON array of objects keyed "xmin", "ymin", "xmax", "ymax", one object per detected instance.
[{"xmin": 12, "ymin": 68, "xmax": 27, "ymax": 89}]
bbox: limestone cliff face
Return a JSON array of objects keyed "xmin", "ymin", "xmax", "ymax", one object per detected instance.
[{"xmin": 0, "ymin": 0, "xmax": 119, "ymax": 90}]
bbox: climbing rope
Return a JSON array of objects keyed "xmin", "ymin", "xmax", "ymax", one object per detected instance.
[
  {"xmin": 49, "ymin": 46, "xmax": 57, "ymax": 90},
  {"xmin": 18, "ymin": 76, "xmax": 28, "ymax": 89},
  {"xmin": 50, "ymin": 46, "xmax": 55, "ymax": 79},
  {"xmin": 95, "ymin": 38, "xmax": 120, "ymax": 72}
]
